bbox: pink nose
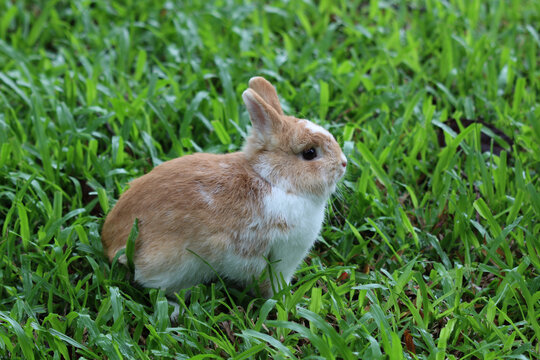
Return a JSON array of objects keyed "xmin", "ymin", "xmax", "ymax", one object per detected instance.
[{"xmin": 342, "ymin": 160, "xmax": 347, "ymax": 168}]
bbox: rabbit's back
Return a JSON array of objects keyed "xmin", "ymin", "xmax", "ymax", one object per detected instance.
[{"xmin": 101, "ymin": 152, "xmax": 272, "ymax": 275}]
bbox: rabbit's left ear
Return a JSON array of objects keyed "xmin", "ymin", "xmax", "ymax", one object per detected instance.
[{"xmin": 248, "ymin": 77, "xmax": 284, "ymax": 115}]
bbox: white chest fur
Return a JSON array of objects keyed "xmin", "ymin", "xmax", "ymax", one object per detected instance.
[
  {"xmin": 263, "ymin": 187, "xmax": 326, "ymax": 243},
  {"xmin": 262, "ymin": 187, "xmax": 327, "ymax": 287}
]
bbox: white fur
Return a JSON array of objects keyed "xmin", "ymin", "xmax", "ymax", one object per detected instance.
[
  {"xmin": 198, "ymin": 187, "xmax": 214, "ymax": 206},
  {"xmin": 300, "ymin": 119, "xmax": 332, "ymax": 138},
  {"xmin": 169, "ymin": 300, "xmax": 181, "ymax": 322},
  {"xmin": 263, "ymin": 186, "xmax": 327, "ymax": 293},
  {"xmin": 253, "ymin": 159, "xmax": 294, "ymax": 193},
  {"xmin": 215, "ymin": 250, "xmax": 268, "ymax": 284},
  {"xmin": 135, "ymin": 254, "xmax": 214, "ymax": 293},
  {"xmin": 136, "ymin": 245, "xmax": 266, "ymax": 294}
]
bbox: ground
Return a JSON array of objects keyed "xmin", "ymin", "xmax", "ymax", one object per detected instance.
[{"xmin": 0, "ymin": 0, "xmax": 539, "ymax": 359}]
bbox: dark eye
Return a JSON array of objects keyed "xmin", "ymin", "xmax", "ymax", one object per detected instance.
[{"xmin": 302, "ymin": 147, "xmax": 317, "ymax": 160}]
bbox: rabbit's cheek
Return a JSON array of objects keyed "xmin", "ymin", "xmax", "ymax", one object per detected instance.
[{"xmin": 254, "ymin": 159, "xmax": 293, "ymax": 191}]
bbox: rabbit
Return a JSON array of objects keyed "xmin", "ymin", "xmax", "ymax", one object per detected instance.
[{"xmin": 101, "ymin": 76, "xmax": 347, "ymax": 299}]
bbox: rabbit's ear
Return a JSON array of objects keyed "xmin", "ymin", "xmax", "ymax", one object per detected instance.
[
  {"xmin": 248, "ymin": 77, "xmax": 284, "ymax": 115},
  {"xmin": 242, "ymin": 88, "xmax": 282, "ymax": 139}
]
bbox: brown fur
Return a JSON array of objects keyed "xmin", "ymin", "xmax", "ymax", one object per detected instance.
[
  {"xmin": 101, "ymin": 152, "xmax": 272, "ymax": 268},
  {"xmin": 248, "ymin": 77, "xmax": 284, "ymax": 115}
]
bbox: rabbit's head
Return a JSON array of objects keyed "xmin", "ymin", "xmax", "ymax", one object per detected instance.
[{"xmin": 242, "ymin": 77, "xmax": 347, "ymax": 201}]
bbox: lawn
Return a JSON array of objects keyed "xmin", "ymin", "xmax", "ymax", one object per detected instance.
[{"xmin": 0, "ymin": 0, "xmax": 539, "ymax": 358}]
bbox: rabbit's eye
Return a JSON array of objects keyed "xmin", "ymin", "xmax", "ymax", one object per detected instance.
[{"xmin": 302, "ymin": 147, "xmax": 317, "ymax": 160}]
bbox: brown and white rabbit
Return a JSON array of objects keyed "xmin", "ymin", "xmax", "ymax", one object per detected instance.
[{"xmin": 101, "ymin": 76, "xmax": 347, "ymax": 298}]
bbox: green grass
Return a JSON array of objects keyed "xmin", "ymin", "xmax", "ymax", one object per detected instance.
[{"xmin": 1, "ymin": 0, "xmax": 539, "ymax": 358}]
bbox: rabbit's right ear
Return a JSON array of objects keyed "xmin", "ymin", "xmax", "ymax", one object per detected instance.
[
  {"xmin": 248, "ymin": 77, "xmax": 284, "ymax": 115},
  {"xmin": 242, "ymin": 88, "xmax": 282, "ymax": 140}
]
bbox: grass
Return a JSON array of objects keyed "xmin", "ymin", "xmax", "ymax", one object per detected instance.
[{"xmin": 0, "ymin": 0, "xmax": 539, "ymax": 358}]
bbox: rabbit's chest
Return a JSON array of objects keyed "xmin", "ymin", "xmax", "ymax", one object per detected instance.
[{"xmin": 262, "ymin": 187, "xmax": 326, "ymax": 245}]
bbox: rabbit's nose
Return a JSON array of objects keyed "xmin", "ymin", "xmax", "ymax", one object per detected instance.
[{"xmin": 340, "ymin": 153, "xmax": 347, "ymax": 168}]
